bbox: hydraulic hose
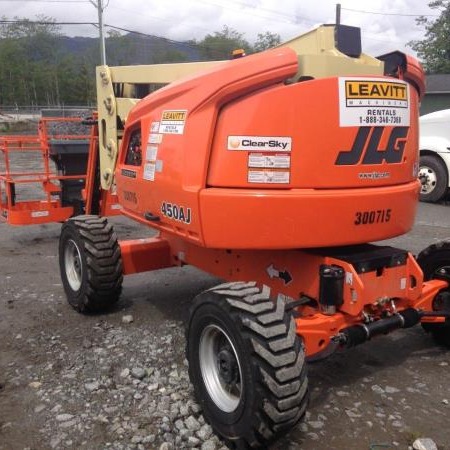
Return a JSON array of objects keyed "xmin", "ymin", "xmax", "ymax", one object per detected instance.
[{"xmin": 337, "ymin": 308, "xmax": 421, "ymax": 348}]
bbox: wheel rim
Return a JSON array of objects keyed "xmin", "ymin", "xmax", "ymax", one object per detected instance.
[
  {"xmin": 64, "ymin": 239, "xmax": 83, "ymax": 291},
  {"xmin": 199, "ymin": 324, "xmax": 243, "ymax": 413},
  {"xmin": 433, "ymin": 265, "xmax": 450, "ymax": 278},
  {"xmin": 419, "ymin": 165, "xmax": 437, "ymax": 195}
]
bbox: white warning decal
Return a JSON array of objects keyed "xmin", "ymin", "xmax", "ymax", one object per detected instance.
[
  {"xmin": 339, "ymin": 77, "xmax": 410, "ymax": 127},
  {"xmin": 143, "ymin": 163, "xmax": 156, "ymax": 181},
  {"xmin": 150, "ymin": 121, "xmax": 160, "ymax": 133},
  {"xmin": 31, "ymin": 211, "xmax": 49, "ymax": 218},
  {"xmin": 248, "ymin": 171, "xmax": 290, "ymax": 184},
  {"xmin": 146, "ymin": 145, "xmax": 158, "ymax": 161},
  {"xmin": 248, "ymin": 153, "xmax": 290, "ymax": 168},
  {"xmin": 149, "ymin": 133, "xmax": 163, "ymax": 144}
]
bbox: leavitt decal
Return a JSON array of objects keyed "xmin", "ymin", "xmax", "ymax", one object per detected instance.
[{"xmin": 339, "ymin": 77, "xmax": 410, "ymax": 127}]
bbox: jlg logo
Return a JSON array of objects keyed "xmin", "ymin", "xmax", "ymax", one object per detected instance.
[{"xmin": 335, "ymin": 126, "xmax": 409, "ymax": 165}]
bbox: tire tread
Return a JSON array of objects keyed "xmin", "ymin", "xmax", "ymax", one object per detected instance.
[
  {"xmin": 187, "ymin": 282, "xmax": 308, "ymax": 448},
  {"xmin": 60, "ymin": 215, "xmax": 123, "ymax": 313}
]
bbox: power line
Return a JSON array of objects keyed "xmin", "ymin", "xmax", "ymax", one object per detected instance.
[
  {"xmin": 364, "ymin": 35, "xmax": 405, "ymax": 44},
  {"xmin": 342, "ymin": 7, "xmax": 439, "ymax": 18},
  {"xmin": 196, "ymin": 0, "xmax": 317, "ymax": 25},
  {"xmin": 0, "ymin": 19, "xmax": 211, "ymax": 49},
  {"xmin": 108, "ymin": 5, "xmax": 219, "ymax": 37},
  {"xmin": 0, "ymin": 13, "xmax": 421, "ymax": 57},
  {"xmin": 104, "ymin": 24, "xmax": 232, "ymax": 58},
  {"xmin": 0, "ymin": 20, "xmax": 95, "ymax": 25},
  {"xmin": 0, "ymin": 19, "xmax": 232, "ymax": 59},
  {"xmin": 0, "ymin": 0, "xmax": 89, "ymax": 2}
]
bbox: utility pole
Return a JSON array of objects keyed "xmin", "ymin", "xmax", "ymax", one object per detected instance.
[{"xmin": 89, "ymin": 0, "xmax": 107, "ymax": 65}]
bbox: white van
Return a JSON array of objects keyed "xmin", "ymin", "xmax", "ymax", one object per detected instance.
[{"xmin": 419, "ymin": 109, "xmax": 450, "ymax": 202}]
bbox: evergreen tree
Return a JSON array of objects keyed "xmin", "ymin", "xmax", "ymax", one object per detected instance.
[
  {"xmin": 196, "ymin": 25, "xmax": 252, "ymax": 60},
  {"xmin": 254, "ymin": 31, "xmax": 281, "ymax": 52},
  {"xmin": 0, "ymin": 16, "xmax": 62, "ymax": 105},
  {"xmin": 0, "ymin": 17, "xmax": 283, "ymax": 106}
]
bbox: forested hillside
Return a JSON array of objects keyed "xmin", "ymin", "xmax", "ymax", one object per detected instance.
[{"xmin": 0, "ymin": 18, "xmax": 280, "ymax": 107}]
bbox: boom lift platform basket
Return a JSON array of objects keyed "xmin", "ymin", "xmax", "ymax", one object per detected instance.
[{"xmin": 0, "ymin": 116, "xmax": 119, "ymax": 224}]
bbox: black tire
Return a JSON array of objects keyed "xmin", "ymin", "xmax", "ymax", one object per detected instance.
[
  {"xmin": 59, "ymin": 215, "xmax": 123, "ymax": 313},
  {"xmin": 419, "ymin": 154, "xmax": 448, "ymax": 203},
  {"xmin": 416, "ymin": 241, "xmax": 450, "ymax": 346},
  {"xmin": 186, "ymin": 282, "xmax": 308, "ymax": 449}
]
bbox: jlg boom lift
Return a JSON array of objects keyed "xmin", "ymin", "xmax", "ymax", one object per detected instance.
[{"xmin": 2, "ymin": 24, "xmax": 450, "ymax": 449}]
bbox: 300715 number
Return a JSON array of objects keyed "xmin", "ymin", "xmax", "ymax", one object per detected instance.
[{"xmin": 354, "ymin": 209, "xmax": 391, "ymax": 226}]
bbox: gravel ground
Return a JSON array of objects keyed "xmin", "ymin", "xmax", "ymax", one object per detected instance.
[{"xmin": 1, "ymin": 202, "xmax": 450, "ymax": 450}]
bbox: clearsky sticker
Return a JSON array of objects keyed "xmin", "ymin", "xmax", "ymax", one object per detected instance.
[
  {"xmin": 228, "ymin": 136, "xmax": 292, "ymax": 152},
  {"xmin": 339, "ymin": 77, "xmax": 410, "ymax": 127}
]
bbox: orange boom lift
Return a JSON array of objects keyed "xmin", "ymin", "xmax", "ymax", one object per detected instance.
[{"xmin": 2, "ymin": 24, "xmax": 450, "ymax": 448}]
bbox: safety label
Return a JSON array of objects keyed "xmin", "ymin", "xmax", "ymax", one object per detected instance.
[
  {"xmin": 143, "ymin": 162, "xmax": 156, "ymax": 181},
  {"xmin": 150, "ymin": 121, "xmax": 160, "ymax": 133},
  {"xmin": 338, "ymin": 77, "xmax": 410, "ymax": 127},
  {"xmin": 400, "ymin": 277, "xmax": 407, "ymax": 290},
  {"xmin": 248, "ymin": 170, "xmax": 290, "ymax": 184},
  {"xmin": 146, "ymin": 145, "xmax": 158, "ymax": 161},
  {"xmin": 149, "ymin": 133, "xmax": 163, "ymax": 144},
  {"xmin": 31, "ymin": 211, "xmax": 49, "ymax": 218},
  {"xmin": 228, "ymin": 136, "xmax": 292, "ymax": 152},
  {"xmin": 159, "ymin": 110, "xmax": 187, "ymax": 134},
  {"xmin": 248, "ymin": 153, "xmax": 290, "ymax": 168}
]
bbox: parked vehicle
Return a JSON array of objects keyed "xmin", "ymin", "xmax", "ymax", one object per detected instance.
[{"xmin": 419, "ymin": 108, "xmax": 450, "ymax": 202}]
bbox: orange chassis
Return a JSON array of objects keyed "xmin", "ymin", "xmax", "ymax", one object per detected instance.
[
  {"xmin": 2, "ymin": 119, "xmax": 446, "ymax": 354},
  {"xmin": 109, "ymin": 45, "xmax": 448, "ymax": 359},
  {"xmin": 3, "ymin": 119, "xmax": 446, "ymax": 358},
  {"xmin": 0, "ymin": 50, "xmax": 448, "ymax": 362},
  {"xmin": 119, "ymin": 231, "xmax": 448, "ymax": 358}
]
